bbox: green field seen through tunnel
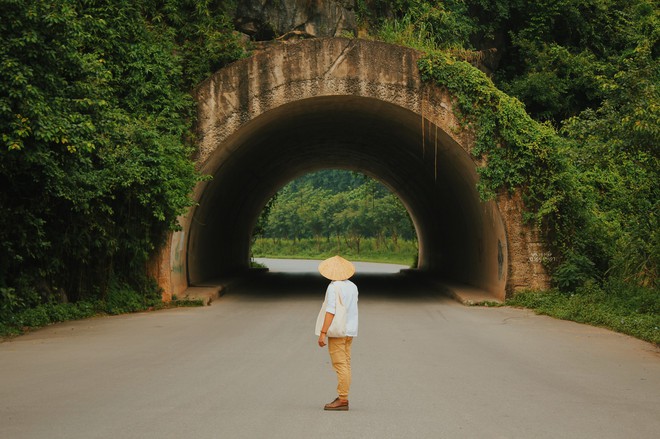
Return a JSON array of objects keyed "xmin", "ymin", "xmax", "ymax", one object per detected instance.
[{"xmin": 249, "ymin": 169, "xmax": 419, "ymax": 266}]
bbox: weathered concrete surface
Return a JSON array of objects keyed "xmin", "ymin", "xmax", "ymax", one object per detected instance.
[
  {"xmin": 155, "ymin": 38, "xmax": 550, "ymax": 303},
  {"xmin": 498, "ymin": 191, "xmax": 551, "ymax": 293},
  {"xmin": 178, "ymin": 285, "xmax": 224, "ymax": 305},
  {"xmin": 1, "ymin": 273, "xmax": 658, "ymax": 439}
]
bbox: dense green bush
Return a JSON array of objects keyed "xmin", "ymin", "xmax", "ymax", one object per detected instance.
[
  {"xmin": 0, "ymin": 281, "xmax": 151, "ymax": 337},
  {"xmin": 360, "ymin": 0, "xmax": 478, "ymax": 51},
  {"xmin": 0, "ymin": 1, "xmax": 245, "ymax": 320},
  {"xmin": 507, "ymin": 281, "xmax": 660, "ymax": 345},
  {"xmin": 103, "ymin": 278, "xmax": 160, "ymax": 315},
  {"xmin": 0, "ymin": 276, "xmax": 206, "ymax": 336}
]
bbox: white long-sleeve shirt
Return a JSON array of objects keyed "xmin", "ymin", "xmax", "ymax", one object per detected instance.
[{"xmin": 324, "ymin": 280, "xmax": 359, "ymax": 337}]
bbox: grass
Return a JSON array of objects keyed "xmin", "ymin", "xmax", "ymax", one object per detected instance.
[
  {"xmin": 505, "ymin": 280, "xmax": 660, "ymax": 345},
  {"xmin": 0, "ymin": 293, "xmax": 203, "ymax": 339},
  {"xmin": 252, "ymin": 237, "xmax": 418, "ymax": 267}
]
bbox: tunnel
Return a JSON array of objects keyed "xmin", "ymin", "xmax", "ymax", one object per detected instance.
[
  {"xmin": 187, "ymin": 95, "xmax": 506, "ymax": 296},
  {"xmin": 156, "ymin": 38, "xmax": 551, "ymax": 302}
]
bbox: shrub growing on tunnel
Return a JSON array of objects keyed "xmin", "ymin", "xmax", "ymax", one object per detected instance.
[{"xmin": 417, "ymin": 39, "xmax": 657, "ymax": 291}]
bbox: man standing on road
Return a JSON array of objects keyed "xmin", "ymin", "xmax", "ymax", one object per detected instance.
[{"xmin": 316, "ymin": 255, "xmax": 359, "ymax": 411}]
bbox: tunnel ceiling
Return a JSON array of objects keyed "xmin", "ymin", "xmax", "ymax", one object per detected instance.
[{"xmin": 188, "ymin": 95, "xmax": 505, "ymax": 296}]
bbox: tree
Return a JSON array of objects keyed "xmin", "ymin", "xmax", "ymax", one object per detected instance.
[
  {"xmin": 0, "ymin": 0, "xmax": 243, "ymax": 306},
  {"xmin": 254, "ymin": 171, "xmax": 416, "ymax": 256}
]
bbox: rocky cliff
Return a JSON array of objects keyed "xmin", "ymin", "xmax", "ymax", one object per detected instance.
[{"xmin": 234, "ymin": 0, "xmax": 357, "ymax": 40}]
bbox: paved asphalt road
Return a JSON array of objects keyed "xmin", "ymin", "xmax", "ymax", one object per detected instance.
[
  {"xmin": 254, "ymin": 257, "xmax": 410, "ymax": 274},
  {"xmin": 1, "ymin": 260, "xmax": 659, "ymax": 439}
]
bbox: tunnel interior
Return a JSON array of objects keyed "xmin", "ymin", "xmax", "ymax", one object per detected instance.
[{"xmin": 187, "ymin": 96, "xmax": 507, "ymax": 296}]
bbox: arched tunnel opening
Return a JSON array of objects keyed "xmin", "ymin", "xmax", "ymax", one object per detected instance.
[
  {"xmin": 249, "ymin": 169, "xmax": 419, "ymax": 267},
  {"xmin": 187, "ymin": 95, "xmax": 507, "ymax": 297}
]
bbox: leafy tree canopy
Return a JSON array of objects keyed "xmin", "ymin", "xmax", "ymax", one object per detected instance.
[
  {"xmin": 255, "ymin": 170, "xmax": 416, "ymax": 248},
  {"xmin": 0, "ymin": 0, "xmax": 244, "ymax": 308}
]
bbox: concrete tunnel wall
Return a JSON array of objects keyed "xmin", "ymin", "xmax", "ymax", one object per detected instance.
[
  {"xmin": 189, "ymin": 95, "xmax": 504, "ymax": 289},
  {"xmin": 154, "ymin": 38, "xmax": 550, "ymax": 302}
]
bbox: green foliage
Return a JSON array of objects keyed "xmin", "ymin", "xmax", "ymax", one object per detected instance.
[
  {"xmin": 500, "ymin": 42, "xmax": 607, "ymax": 122},
  {"xmin": 494, "ymin": 0, "xmax": 658, "ymax": 124},
  {"xmin": 252, "ymin": 238, "xmax": 418, "ymax": 267},
  {"xmin": 366, "ymin": 0, "xmax": 477, "ymax": 52},
  {"xmin": 253, "ymin": 171, "xmax": 417, "ymax": 257},
  {"xmin": 286, "ymin": 170, "xmax": 371, "ymax": 194},
  {"xmin": 0, "ymin": 275, "xmax": 206, "ymax": 337},
  {"xmin": 0, "ymin": 278, "xmax": 161, "ymax": 337},
  {"xmin": 507, "ymin": 282, "xmax": 660, "ymax": 345},
  {"xmin": 103, "ymin": 278, "xmax": 160, "ymax": 315},
  {"xmin": 139, "ymin": 0, "xmax": 246, "ymax": 88},
  {"xmin": 0, "ymin": 288, "xmax": 20, "ymax": 320},
  {"xmin": 417, "ymin": 52, "xmax": 585, "ymax": 262},
  {"xmin": 553, "ymin": 251, "xmax": 598, "ymax": 292},
  {"xmin": 418, "ymin": 46, "xmax": 657, "ymax": 290},
  {"xmin": 0, "ymin": 1, "xmax": 245, "ymax": 315},
  {"xmin": 560, "ymin": 28, "xmax": 659, "ymax": 288},
  {"xmin": 170, "ymin": 297, "xmax": 205, "ymax": 307},
  {"xmin": 363, "ymin": 0, "xmax": 658, "ymax": 127}
]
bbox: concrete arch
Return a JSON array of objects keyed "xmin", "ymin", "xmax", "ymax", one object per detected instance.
[{"xmin": 155, "ymin": 38, "xmax": 549, "ymax": 301}]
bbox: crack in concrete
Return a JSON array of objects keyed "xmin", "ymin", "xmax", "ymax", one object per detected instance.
[
  {"xmin": 324, "ymin": 39, "xmax": 356, "ymax": 79},
  {"xmin": 501, "ymin": 315, "xmax": 530, "ymax": 325}
]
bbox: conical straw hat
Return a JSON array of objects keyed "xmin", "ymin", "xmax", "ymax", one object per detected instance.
[{"xmin": 318, "ymin": 255, "xmax": 355, "ymax": 281}]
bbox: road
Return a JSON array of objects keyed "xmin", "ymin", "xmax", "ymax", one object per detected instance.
[
  {"xmin": 1, "ymin": 262, "xmax": 659, "ymax": 438},
  {"xmin": 254, "ymin": 257, "xmax": 410, "ymax": 274}
]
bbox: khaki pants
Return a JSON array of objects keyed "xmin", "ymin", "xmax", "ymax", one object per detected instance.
[{"xmin": 328, "ymin": 336, "xmax": 353, "ymax": 400}]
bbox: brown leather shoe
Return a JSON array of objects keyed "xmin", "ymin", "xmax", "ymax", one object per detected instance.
[{"xmin": 324, "ymin": 397, "xmax": 349, "ymax": 411}]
